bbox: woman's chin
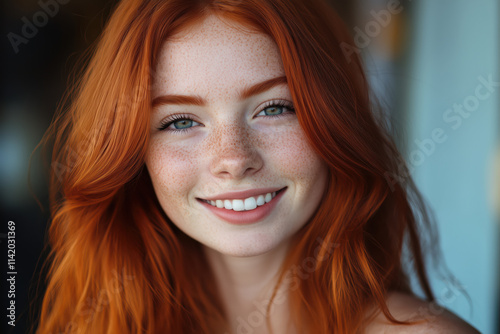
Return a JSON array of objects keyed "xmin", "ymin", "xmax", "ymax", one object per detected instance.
[{"xmin": 201, "ymin": 234, "xmax": 288, "ymax": 258}]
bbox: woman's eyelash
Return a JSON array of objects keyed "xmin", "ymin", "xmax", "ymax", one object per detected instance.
[
  {"xmin": 259, "ymin": 100, "xmax": 295, "ymax": 115},
  {"xmin": 157, "ymin": 99, "xmax": 295, "ymax": 132},
  {"xmin": 157, "ymin": 114, "xmax": 195, "ymax": 132}
]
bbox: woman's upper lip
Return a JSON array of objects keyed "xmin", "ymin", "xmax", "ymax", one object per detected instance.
[{"xmin": 199, "ymin": 187, "xmax": 286, "ymax": 201}]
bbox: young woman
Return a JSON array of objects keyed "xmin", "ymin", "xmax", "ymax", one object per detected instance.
[{"xmin": 35, "ymin": 0, "xmax": 480, "ymax": 333}]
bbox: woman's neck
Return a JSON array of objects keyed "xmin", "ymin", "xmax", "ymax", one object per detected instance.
[{"xmin": 203, "ymin": 239, "xmax": 296, "ymax": 334}]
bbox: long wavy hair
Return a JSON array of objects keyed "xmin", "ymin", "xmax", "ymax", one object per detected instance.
[{"xmin": 33, "ymin": 0, "xmax": 441, "ymax": 333}]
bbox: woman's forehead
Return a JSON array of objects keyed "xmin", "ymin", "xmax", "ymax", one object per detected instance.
[{"xmin": 151, "ymin": 14, "xmax": 285, "ymax": 100}]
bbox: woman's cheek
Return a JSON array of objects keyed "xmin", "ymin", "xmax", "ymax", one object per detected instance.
[
  {"xmin": 269, "ymin": 126, "xmax": 324, "ymax": 181},
  {"xmin": 146, "ymin": 139, "xmax": 200, "ymax": 200}
]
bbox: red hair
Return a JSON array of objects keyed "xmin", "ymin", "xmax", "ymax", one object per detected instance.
[{"xmin": 35, "ymin": 0, "xmax": 437, "ymax": 333}]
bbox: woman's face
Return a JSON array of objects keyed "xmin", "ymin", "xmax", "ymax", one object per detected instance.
[{"xmin": 146, "ymin": 14, "xmax": 328, "ymax": 256}]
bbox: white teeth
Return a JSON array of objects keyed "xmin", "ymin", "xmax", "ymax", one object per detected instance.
[
  {"xmin": 256, "ymin": 195, "xmax": 265, "ymax": 206},
  {"xmin": 232, "ymin": 199, "xmax": 245, "ymax": 211},
  {"xmin": 244, "ymin": 197, "xmax": 257, "ymax": 210},
  {"xmin": 204, "ymin": 190, "xmax": 281, "ymax": 211}
]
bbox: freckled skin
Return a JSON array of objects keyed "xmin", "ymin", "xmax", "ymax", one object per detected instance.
[{"xmin": 145, "ymin": 14, "xmax": 329, "ymax": 257}]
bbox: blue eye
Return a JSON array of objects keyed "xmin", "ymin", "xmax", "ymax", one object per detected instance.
[
  {"xmin": 256, "ymin": 100, "xmax": 295, "ymax": 117},
  {"xmin": 172, "ymin": 119, "xmax": 193, "ymax": 129},
  {"xmin": 157, "ymin": 100, "xmax": 295, "ymax": 133},
  {"xmin": 158, "ymin": 114, "xmax": 201, "ymax": 132}
]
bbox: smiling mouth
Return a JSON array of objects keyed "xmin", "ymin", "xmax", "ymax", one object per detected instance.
[{"xmin": 197, "ymin": 187, "xmax": 287, "ymax": 212}]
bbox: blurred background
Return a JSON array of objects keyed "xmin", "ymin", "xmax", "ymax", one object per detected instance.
[{"xmin": 1, "ymin": 0, "xmax": 498, "ymax": 333}]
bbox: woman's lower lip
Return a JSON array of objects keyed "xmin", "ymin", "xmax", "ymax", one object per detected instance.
[{"xmin": 197, "ymin": 188, "xmax": 286, "ymax": 225}]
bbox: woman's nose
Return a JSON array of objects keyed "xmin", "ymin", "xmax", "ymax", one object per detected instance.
[{"xmin": 209, "ymin": 125, "xmax": 263, "ymax": 179}]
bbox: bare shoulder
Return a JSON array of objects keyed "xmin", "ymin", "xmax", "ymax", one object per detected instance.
[{"xmin": 363, "ymin": 291, "xmax": 481, "ymax": 334}]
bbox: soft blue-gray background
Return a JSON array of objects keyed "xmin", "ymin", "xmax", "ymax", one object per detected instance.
[
  {"xmin": 408, "ymin": 1, "xmax": 499, "ymax": 333},
  {"xmin": 360, "ymin": 0, "xmax": 499, "ymax": 333}
]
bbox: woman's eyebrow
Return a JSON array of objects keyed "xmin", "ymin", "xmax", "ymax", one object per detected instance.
[{"xmin": 151, "ymin": 75, "xmax": 288, "ymax": 108}]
